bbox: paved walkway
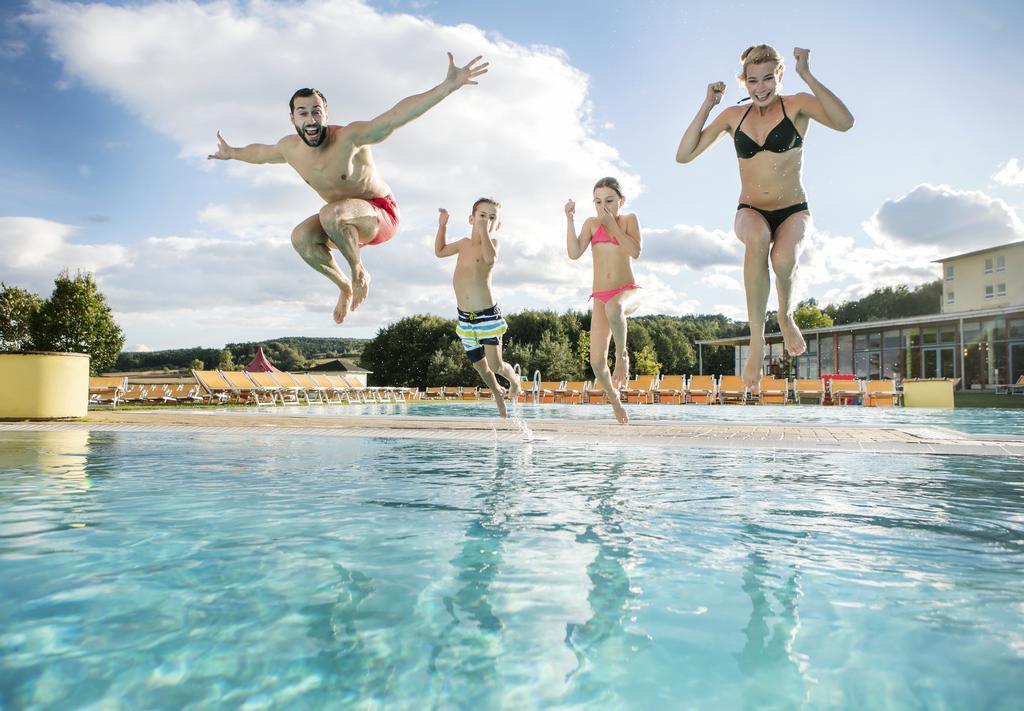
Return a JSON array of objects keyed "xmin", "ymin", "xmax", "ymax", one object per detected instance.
[{"xmin": 3, "ymin": 411, "xmax": 1022, "ymax": 457}]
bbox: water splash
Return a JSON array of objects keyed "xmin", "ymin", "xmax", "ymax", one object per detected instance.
[{"xmin": 509, "ymin": 414, "xmax": 534, "ymax": 442}]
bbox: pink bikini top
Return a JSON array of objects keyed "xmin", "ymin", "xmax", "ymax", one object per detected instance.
[{"xmin": 591, "ymin": 224, "xmax": 620, "ymax": 246}]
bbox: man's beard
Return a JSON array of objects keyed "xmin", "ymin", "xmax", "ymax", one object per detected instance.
[{"xmin": 297, "ymin": 124, "xmax": 327, "ymax": 147}]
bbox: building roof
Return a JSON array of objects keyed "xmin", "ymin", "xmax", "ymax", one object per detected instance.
[
  {"xmin": 696, "ymin": 304, "xmax": 1024, "ymax": 347},
  {"xmin": 306, "ymin": 358, "xmax": 371, "ymax": 374},
  {"xmin": 932, "ymin": 239, "xmax": 1024, "ymax": 264}
]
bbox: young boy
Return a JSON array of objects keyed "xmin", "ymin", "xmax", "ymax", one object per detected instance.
[{"xmin": 435, "ymin": 199, "xmax": 522, "ymax": 417}]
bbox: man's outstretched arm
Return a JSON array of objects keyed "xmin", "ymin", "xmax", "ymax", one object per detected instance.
[
  {"xmin": 347, "ymin": 52, "xmax": 488, "ymax": 146},
  {"xmin": 208, "ymin": 130, "xmax": 286, "ymax": 164}
]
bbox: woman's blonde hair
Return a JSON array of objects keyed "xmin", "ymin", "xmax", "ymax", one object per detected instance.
[{"xmin": 737, "ymin": 44, "xmax": 784, "ymax": 85}]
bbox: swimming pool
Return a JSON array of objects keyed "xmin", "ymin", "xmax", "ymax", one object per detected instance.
[
  {"xmin": 1, "ymin": 429, "xmax": 1022, "ymax": 708},
  {"xmin": 201, "ymin": 400, "xmax": 1024, "ymax": 437}
]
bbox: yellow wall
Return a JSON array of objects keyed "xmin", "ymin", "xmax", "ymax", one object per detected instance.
[
  {"xmin": 0, "ymin": 352, "xmax": 90, "ymax": 419},
  {"xmin": 941, "ymin": 242, "xmax": 1024, "ymax": 313}
]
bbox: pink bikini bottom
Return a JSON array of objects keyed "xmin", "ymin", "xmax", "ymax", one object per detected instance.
[{"xmin": 589, "ymin": 283, "xmax": 640, "ymax": 304}]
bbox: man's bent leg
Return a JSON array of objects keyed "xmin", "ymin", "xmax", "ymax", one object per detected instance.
[
  {"xmin": 319, "ymin": 200, "xmax": 379, "ymax": 315},
  {"xmin": 291, "ymin": 214, "xmax": 354, "ymax": 324}
]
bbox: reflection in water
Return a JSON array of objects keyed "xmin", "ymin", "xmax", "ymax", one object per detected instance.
[
  {"xmin": 737, "ymin": 524, "xmax": 810, "ymax": 709},
  {"xmin": 564, "ymin": 459, "xmax": 649, "ymax": 705}
]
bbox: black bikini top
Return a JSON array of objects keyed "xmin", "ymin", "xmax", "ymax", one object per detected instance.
[{"xmin": 733, "ymin": 97, "xmax": 803, "ymax": 159}]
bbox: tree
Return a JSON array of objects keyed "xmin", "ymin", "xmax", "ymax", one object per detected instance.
[
  {"xmin": 425, "ymin": 340, "xmax": 475, "ymax": 386},
  {"xmin": 217, "ymin": 349, "xmax": 236, "ymax": 370},
  {"xmin": 0, "ymin": 283, "xmax": 42, "ymax": 351},
  {"xmin": 361, "ymin": 314, "xmax": 458, "ymax": 387},
  {"xmin": 30, "ymin": 271, "xmax": 124, "ymax": 375},
  {"xmin": 263, "ymin": 342, "xmax": 305, "ymax": 371},
  {"xmin": 189, "ymin": 358, "xmax": 204, "ymax": 371},
  {"xmin": 534, "ymin": 330, "xmax": 578, "ymax": 380},
  {"xmin": 793, "ymin": 303, "xmax": 833, "ymax": 330},
  {"xmin": 634, "ymin": 344, "xmax": 661, "ymax": 376}
]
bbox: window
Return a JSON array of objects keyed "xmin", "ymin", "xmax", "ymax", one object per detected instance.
[
  {"xmin": 985, "ymin": 285, "xmax": 994, "ymax": 299},
  {"xmin": 984, "ymin": 257, "xmax": 993, "ymax": 273},
  {"xmin": 997, "ymin": 283, "xmax": 1006, "ymax": 297},
  {"xmin": 947, "ymin": 290, "xmax": 955, "ymax": 304},
  {"xmin": 944, "ymin": 264, "xmax": 955, "ymax": 281},
  {"xmin": 996, "ymin": 255, "xmax": 1005, "ymax": 271}
]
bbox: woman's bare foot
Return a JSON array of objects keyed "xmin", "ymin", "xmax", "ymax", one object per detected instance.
[
  {"xmin": 612, "ymin": 351, "xmax": 630, "ymax": 389},
  {"xmin": 351, "ymin": 267, "xmax": 371, "ymax": 311},
  {"xmin": 778, "ymin": 312, "xmax": 807, "ymax": 356},
  {"xmin": 610, "ymin": 397, "xmax": 629, "ymax": 424},
  {"xmin": 741, "ymin": 338, "xmax": 765, "ymax": 388},
  {"xmin": 333, "ymin": 283, "xmax": 354, "ymax": 324}
]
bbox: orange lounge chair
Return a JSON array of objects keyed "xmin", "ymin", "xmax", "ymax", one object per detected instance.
[
  {"xmin": 291, "ymin": 372, "xmax": 327, "ymax": 405},
  {"xmin": 533, "ymin": 381, "xmax": 564, "ymax": 404},
  {"xmin": 793, "ymin": 378, "xmax": 825, "ymax": 404},
  {"xmin": 864, "ymin": 379, "xmax": 900, "ymax": 407},
  {"xmin": 757, "ymin": 377, "xmax": 789, "ymax": 405},
  {"xmin": 192, "ymin": 370, "xmax": 236, "ymax": 404},
  {"xmin": 220, "ymin": 370, "xmax": 278, "ymax": 406},
  {"xmin": 553, "ymin": 380, "xmax": 586, "ymax": 404},
  {"xmin": 830, "ymin": 378, "xmax": 864, "ymax": 406},
  {"xmin": 653, "ymin": 374, "xmax": 686, "ymax": 404},
  {"xmin": 89, "ymin": 376, "xmax": 127, "ymax": 408},
  {"xmin": 685, "ymin": 375, "xmax": 716, "ymax": 404},
  {"xmin": 717, "ymin": 375, "xmax": 747, "ymax": 404},
  {"xmin": 621, "ymin": 375, "xmax": 658, "ymax": 404}
]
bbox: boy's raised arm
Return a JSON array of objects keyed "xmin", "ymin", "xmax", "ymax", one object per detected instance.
[
  {"xmin": 207, "ymin": 130, "xmax": 286, "ymax": 164},
  {"xmin": 435, "ymin": 208, "xmax": 460, "ymax": 257},
  {"xmin": 347, "ymin": 53, "xmax": 488, "ymax": 146}
]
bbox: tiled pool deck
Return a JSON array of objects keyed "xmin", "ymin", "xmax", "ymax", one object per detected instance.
[{"xmin": 3, "ymin": 410, "xmax": 1023, "ymax": 457}]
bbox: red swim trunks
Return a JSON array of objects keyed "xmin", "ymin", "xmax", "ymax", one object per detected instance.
[{"xmin": 362, "ymin": 194, "xmax": 400, "ymax": 247}]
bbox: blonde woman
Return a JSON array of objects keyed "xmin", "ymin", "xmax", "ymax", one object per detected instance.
[
  {"xmin": 676, "ymin": 46, "xmax": 854, "ymax": 386},
  {"xmin": 566, "ymin": 177, "xmax": 642, "ymax": 425}
]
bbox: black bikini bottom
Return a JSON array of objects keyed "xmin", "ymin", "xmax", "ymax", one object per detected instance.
[{"xmin": 737, "ymin": 202, "xmax": 810, "ymax": 236}]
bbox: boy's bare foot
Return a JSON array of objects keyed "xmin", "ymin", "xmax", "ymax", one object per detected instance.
[
  {"xmin": 351, "ymin": 267, "xmax": 371, "ymax": 311},
  {"xmin": 495, "ymin": 395, "xmax": 508, "ymax": 418},
  {"xmin": 779, "ymin": 312, "xmax": 807, "ymax": 356},
  {"xmin": 612, "ymin": 351, "xmax": 630, "ymax": 389},
  {"xmin": 610, "ymin": 397, "xmax": 629, "ymax": 424},
  {"xmin": 333, "ymin": 283, "xmax": 353, "ymax": 324},
  {"xmin": 508, "ymin": 377, "xmax": 522, "ymax": 402},
  {"xmin": 741, "ymin": 338, "xmax": 765, "ymax": 388}
]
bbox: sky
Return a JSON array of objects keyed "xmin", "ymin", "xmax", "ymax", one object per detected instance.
[{"xmin": 2, "ymin": 0, "xmax": 1023, "ymax": 352}]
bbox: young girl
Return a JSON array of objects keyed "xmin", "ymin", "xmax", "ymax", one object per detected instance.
[{"xmin": 565, "ymin": 177, "xmax": 642, "ymax": 425}]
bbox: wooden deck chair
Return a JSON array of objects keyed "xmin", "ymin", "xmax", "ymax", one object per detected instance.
[
  {"xmin": 246, "ymin": 371, "xmax": 293, "ymax": 404},
  {"xmin": 460, "ymin": 386, "xmax": 481, "ymax": 400},
  {"xmin": 168, "ymin": 382, "xmax": 203, "ymax": 402},
  {"xmin": 422, "ymin": 386, "xmax": 445, "ymax": 401},
  {"xmin": 339, "ymin": 375, "xmax": 373, "ymax": 403},
  {"xmin": 533, "ymin": 381, "xmax": 563, "ymax": 403},
  {"xmin": 717, "ymin": 375, "xmax": 748, "ymax": 404},
  {"xmin": 291, "ymin": 373, "xmax": 327, "ymax": 405},
  {"xmin": 758, "ymin": 377, "xmax": 789, "ymax": 405},
  {"xmin": 554, "ymin": 380, "xmax": 586, "ymax": 404},
  {"xmin": 829, "ymin": 378, "xmax": 864, "ymax": 406},
  {"xmin": 191, "ymin": 370, "xmax": 234, "ymax": 403},
  {"xmin": 307, "ymin": 373, "xmax": 344, "ymax": 404},
  {"xmin": 583, "ymin": 381, "xmax": 615, "ymax": 404},
  {"xmin": 220, "ymin": 370, "xmax": 277, "ymax": 406},
  {"xmin": 119, "ymin": 383, "xmax": 148, "ymax": 404},
  {"xmin": 621, "ymin": 374, "xmax": 658, "ymax": 404},
  {"xmin": 653, "ymin": 374, "xmax": 686, "ymax": 404},
  {"xmin": 89, "ymin": 376, "xmax": 127, "ymax": 408},
  {"xmin": 142, "ymin": 383, "xmax": 177, "ymax": 404},
  {"xmin": 272, "ymin": 371, "xmax": 315, "ymax": 405},
  {"xmin": 685, "ymin": 375, "xmax": 717, "ymax": 404},
  {"xmin": 864, "ymin": 379, "xmax": 900, "ymax": 407},
  {"xmin": 793, "ymin": 379, "xmax": 824, "ymax": 404}
]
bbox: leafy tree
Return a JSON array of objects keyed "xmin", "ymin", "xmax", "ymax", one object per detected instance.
[
  {"xmin": 189, "ymin": 358, "xmax": 204, "ymax": 371},
  {"xmin": 361, "ymin": 314, "xmax": 458, "ymax": 387},
  {"xmin": 794, "ymin": 303, "xmax": 833, "ymax": 329},
  {"xmin": 634, "ymin": 344, "xmax": 661, "ymax": 376},
  {"xmin": 217, "ymin": 349, "xmax": 236, "ymax": 370},
  {"xmin": 504, "ymin": 341, "xmax": 535, "ymax": 379},
  {"xmin": 262, "ymin": 342, "xmax": 305, "ymax": 371},
  {"xmin": 574, "ymin": 329, "xmax": 590, "ymax": 376},
  {"xmin": 425, "ymin": 340, "xmax": 475, "ymax": 386},
  {"xmin": 534, "ymin": 330, "xmax": 578, "ymax": 381},
  {"xmin": 0, "ymin": 283, "xmax": 42, "ymax": 350},
  {"xmin": 30, "ymin": 271, "xmax": 124, "ymax": 375}
]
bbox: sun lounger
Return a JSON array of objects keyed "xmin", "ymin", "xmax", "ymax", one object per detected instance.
[
  {"xmin": 553, "ymin": 380, "xmax": 586, "ymax": 404},
  {"xmin": 757, "ymin": 377, "xmax": 789, "ymax": 405},
  {"xmin": 118, "ymin": 383, "xmax": 148, "ymax": 405},
  {"xmin": 716, "ymin": 375, "xmax": 747, "ymax": 404},
  {"xmin": 685, "ymin": 375, "xmax": 716, "ymax": 404},
  {"xmin": 291, "ymin": 373, "xmax": 327, "ymax": 405},
  {"xmin": 306, "ymin": 373, "xmax": 344, "ymax": 404},
  {"xmin": 191, "ymin": 370, "xmax": 234, "ymax": 404},
  {"xmin": 272, "ymin": 371, "xmax": 317, "ymax": 405},
  {"xmin": 829, "ymin": 378, "xmax": 864, "ymax": 406},
  {"xmin": 89, "ymin": 376, "xmax": 127, "ymax": 408},
  {"xmin": 533, "ymin": 381, "xmax": 564, "ymax": 404},
  {"xmin": 864, "ymin": 379, "xmax": 900, "ymax": 407},
  {"xmin": 621, "ymin": 375, "xmax": 657, "ymax": 404},
  {"xmin": 793, "ymin": 379, "xmax": 825, "ymax": 404},
  {"xmin": 220, "ymin": 370, "xmax": 277, "ymax": 406},
  {"xmin": 1004, "ymin": 375, "xmax": 1024, "ymax": 395},
  {"xmin": 246, "ymin": 371, "xmax": 293, "ymax": 404},
  {"xmin": 653, "ymin": 374, "xmax": 686, "ymax": 404},
  {"xmin": 141, "ymin": 383, "xmax": 177, "ymax": 404},
  {"xmin": 339, "ymin": 375, "xmax": 374, "ymax": 403}
]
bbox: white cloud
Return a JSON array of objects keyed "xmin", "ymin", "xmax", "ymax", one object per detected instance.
[
  {"xmin": 641, "ymin": 224, "xmax": 741, "ymax": 269},
  {"xmin": 16, "ymin": 0, "xmax": 646, "ymax": 347},
  {"xmin": 0, "ymin": 216, "xmax": 127, "ymax": 294},
  {"xmin": 700, "ymin": 272, "xmax": 742, "ymax": 291},
  {"xmin": 864, "ymin": 183, "xmax": 1024, "ymax": 256},
  {"xmin": 993, "ymin": 158, "xmax": 1024, "ymax": 186}
]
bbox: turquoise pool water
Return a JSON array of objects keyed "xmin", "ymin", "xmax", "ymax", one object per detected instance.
[
  {"xmin": 206, "ymin": 400, "xmax": 1024, "ymax": 437},
  {"xmin": 1, "ymin": 429, "xmax": 1022, "ymax": 708}
]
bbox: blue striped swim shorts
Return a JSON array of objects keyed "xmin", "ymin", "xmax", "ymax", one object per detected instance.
[{"xmin": 455, "ymin": 304, "xmax": 508, "ymax": 363}]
